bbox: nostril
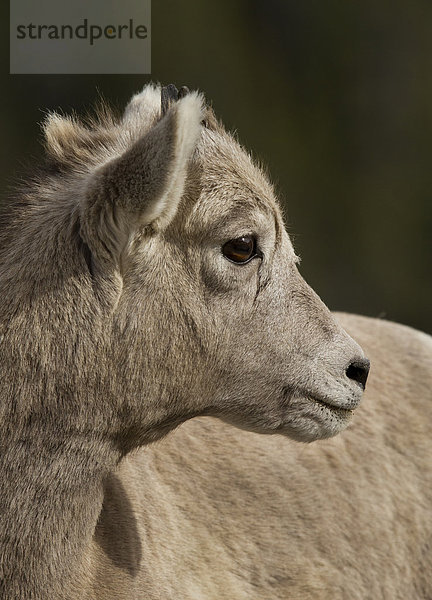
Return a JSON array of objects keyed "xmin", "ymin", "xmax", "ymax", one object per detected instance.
[{"xmin": 346, "ymin": 358, "xmax": 370, "ymax": 391}]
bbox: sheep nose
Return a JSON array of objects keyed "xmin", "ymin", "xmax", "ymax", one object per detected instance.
[{"xmin": 345, "ymin": 358, "xmax": 370, "ymax": 390}]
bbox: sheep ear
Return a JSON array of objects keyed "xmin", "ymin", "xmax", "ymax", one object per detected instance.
[
  {"xmin": 80, "ymin": 92, "xmax": 203, "ymax": 264},
  {"xmin": 43, "ymin": 113, "xmax": 96, "ymax": 168}
]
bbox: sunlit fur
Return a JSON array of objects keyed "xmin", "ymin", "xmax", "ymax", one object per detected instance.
[{"xmin": 0, "ymin": 84, "xmax": 431, "ymax": 599}]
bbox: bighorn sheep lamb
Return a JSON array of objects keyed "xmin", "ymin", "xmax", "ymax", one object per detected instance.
[{"xmin": 0, "ymin": 84, "xmax": 431, "ymax": 599}]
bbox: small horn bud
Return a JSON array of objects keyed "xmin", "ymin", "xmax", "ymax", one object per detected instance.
[
  {"xmin": 161, "ymin": 84, "xmax": 179, "ymax": 116},
  {"xmin": 177, "ymin": 86, "xmax": 190, "ymax": 99}
]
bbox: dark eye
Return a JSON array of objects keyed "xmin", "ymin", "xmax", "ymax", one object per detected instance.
[{"xmin": 222, "ymin": 235, "xmax": 261, "ymax": 264}]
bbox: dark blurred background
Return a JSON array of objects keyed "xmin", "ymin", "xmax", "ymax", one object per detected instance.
[{"xmin": 1, "ymin": 1, "xmax": 431, "ymax": 332}]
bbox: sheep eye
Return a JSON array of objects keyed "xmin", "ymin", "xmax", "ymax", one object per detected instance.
[{"xmin": 222, "ymin": 235, "xmax": 260, "ymax": 264}]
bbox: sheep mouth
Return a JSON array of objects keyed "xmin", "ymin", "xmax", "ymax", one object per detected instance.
[
  {"xmin": 281, "ymin": 386, "xmax": 358, "ymax": 419},
  {"xmin": 308, "ymin": 395, "xmax": 354, "ymax": 415}
]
